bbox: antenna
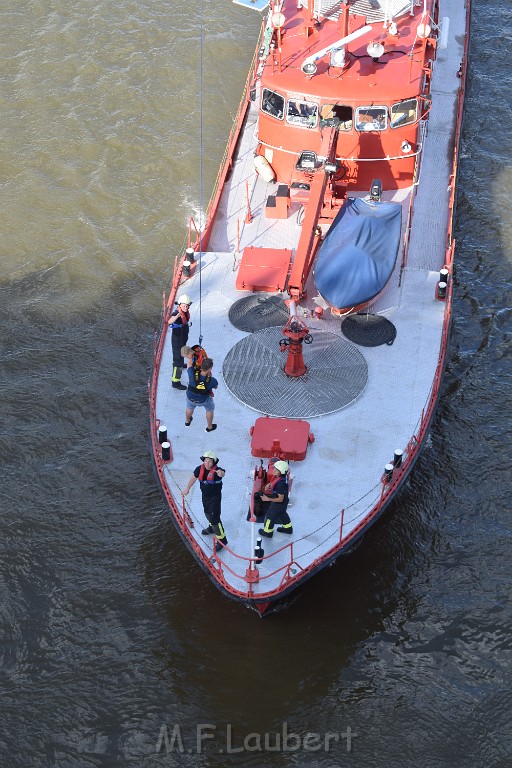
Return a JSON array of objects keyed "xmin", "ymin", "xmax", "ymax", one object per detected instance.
[{"xmin": 301, "ymin": 24, "xmax": 373, "ymax": 75}]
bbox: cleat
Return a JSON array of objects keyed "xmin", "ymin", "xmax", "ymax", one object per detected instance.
[
  {"xmin": 258, "ymin": 528, "xmax": 273, "ymax": 538},
  {"xmin": 205, "ymin": 424, "xmax": 217, "ymax": 432},
  {"xmin": 277, "ymin": 526, "xmax": 293, "ymax": 534}
]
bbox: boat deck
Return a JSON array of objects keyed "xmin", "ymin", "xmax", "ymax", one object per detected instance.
[{"xmin": 154, "ymin": 0, "xmax": 465, "ymax": 599}]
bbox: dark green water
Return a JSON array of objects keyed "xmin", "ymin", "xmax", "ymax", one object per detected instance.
[{"xmin": 1, "ymin": 1, "xmax": 510, "ymax": 766}]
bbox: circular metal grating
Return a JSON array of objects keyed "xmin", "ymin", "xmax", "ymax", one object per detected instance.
[
  {"xmin": 222, "ymin": 327, "xmax": 368, "ymax": 418},
  {"xmin": 341, "ymin": 313, "xmax": 397, "ymax": 347},
  {"xmin": 228, "ymin": 294, "xmax": 289, "ymax": 332}
]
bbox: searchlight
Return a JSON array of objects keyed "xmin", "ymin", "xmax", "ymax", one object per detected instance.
[
  {"xmin": 301, "ymin": 24, "xmax": 373, "ymax": 76},
  {"xmin": 367, "ymin": 41, "xmax": 385, "ymax": 62}
]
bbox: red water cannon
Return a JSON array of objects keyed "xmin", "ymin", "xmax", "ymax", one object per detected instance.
[{"xmin": 279, "ymin": 302, "xmax": 313, "ymax": 377}]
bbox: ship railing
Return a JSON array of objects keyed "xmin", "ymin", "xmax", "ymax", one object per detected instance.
[
  {"xmin": 199, "ymin": 20, "xmax": 265, "ymax": 250},
  {"xmin": 150, "ymin": 203, "xmax": 455, "ymax": 602},
  {"xmin": 399, "ymin": 118, "xmax": 427, "ymax": 282},
  {"xmin": 445, "ymin": 31, "xmax": 468, "ymax": 254},
  {"xmin": 166, "ymin": 18, "xmax": 264, "ymax": 272},
  {"xmin": 151, "ymin": 271, "xmax": 453, "ymax": 600}
]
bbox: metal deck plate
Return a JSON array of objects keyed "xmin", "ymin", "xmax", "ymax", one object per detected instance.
[
  {"xmin": 228, "ymin": 293, "xmax": 290, "ymax": 332},
  {"xmin": 342, "ymin": 314, "xmax": 397, "ymax": 347},
  {"xmin": 223, "ymin": 327, "xmax": 368, "ymax": 417}
]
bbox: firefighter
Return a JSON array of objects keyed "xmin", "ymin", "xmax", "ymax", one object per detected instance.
[
  {"xmin": 168, "ymin": 294, "xmax": 191, "ymax": 390},
  {"xmin": 258, "ymin": 461, "xmax": 293, "ymax": 538},
  {"xmin": 185, "ymin": 357, "xmax": 218, "ymax": 432},
  {"xmin": 182, "ymin": 451, "xmax": 227, "ymax": 553}
]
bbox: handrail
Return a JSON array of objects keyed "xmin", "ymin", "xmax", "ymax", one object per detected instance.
[
  {"xmin": 201, "ymin": 25, "xmax": 264, "ymax": 250},
  {"xmin": 188, "ymin": 216, "xmax": 200, "ymax": 249}
]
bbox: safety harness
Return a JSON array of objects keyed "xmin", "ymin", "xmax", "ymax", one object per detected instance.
[
  {"xmin": 198, "ymin": 465, "xmax": 222, "ymax": 484},
  {"xmin": 170, "ymin": 306, "xmax": 190, "ymax": 329},
  {"xmin": 188, "ymin": 368, "xmax": 212, "ymax": 395},
  {"xmin": 263, "ymin": 474, "xmax": 284, "ymax": 497}
]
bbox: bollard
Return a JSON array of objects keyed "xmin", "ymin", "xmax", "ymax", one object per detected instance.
[
  {"xmin": 185, "ymin": 247, "xmax": 195, "ymax": 263},
  {"xmin": 438, "ymin": 281, "xmax": 447, "ymax": 300},
  {"xmin": 440, "ymin": 267, "xmax": 449, "ymax": 285},
  {"xmin": 255, "ymin": 537, "xmax": 264, "ymax": 565},
  {"xmin": 182, "ymin": 260, "xmax": 191, "ymax": 278},
  {"xmin": 161, "ymin": 442, "xmax": 171, "ymax": 462},
  {"xmin": 393, "ymin": 449, "xmax": 403, "ymax": 468},
  {"xmin": 158, "ymin": 425, "xmax": 168, "ymax": 444},
  {"xmin": 384, "ymin": 463, "xmax": 394, "ymax": 482}
]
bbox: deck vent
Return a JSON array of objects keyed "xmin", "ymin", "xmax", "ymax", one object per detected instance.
[
  {"xmin": 228, "ymin": 294, "xmax": 289, "ymax": 332},
  {"xmin": 341, "ymin": 313, "xmax": 397, "ymax": 347}
]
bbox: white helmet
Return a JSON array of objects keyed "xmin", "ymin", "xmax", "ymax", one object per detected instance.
[
  {"xmin": 273, "ymin": 460, "xmax": 289, "ymax": 474},
  {"xmin": 177, "ymin": 294, "xmax": 191, "ymax": 305},
  {"xmin": 200, "ymin": 450, "xmax": 218, "ymax": 463}
]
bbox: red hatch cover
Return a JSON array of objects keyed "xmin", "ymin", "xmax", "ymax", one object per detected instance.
[
  {"xmin": 250, "ymin": 416, "xmax": 313, "ymax": 461},
  {"xmin": 235, "ymin": 247, "xmax": 292, "ymax": 292}
]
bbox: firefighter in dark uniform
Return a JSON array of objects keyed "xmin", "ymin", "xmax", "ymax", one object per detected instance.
[
  {"xmin": 258, "ymin": 460, "xmax": 293, "ymax": 538},
  {"xmin": 168, "ymin": 293, "xmax": 191, "ymax": 390},
  {"xmin": 182, "ymin": 451, "xmax": 228, "ymax": 553}
]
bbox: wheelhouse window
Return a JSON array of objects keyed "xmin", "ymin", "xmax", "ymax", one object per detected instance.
[
  {"xmin": 355, "ymin": 106, "xmax": 387, "ymax": 131},
  {"xmin": 286, "ymin": 99, "xmax": 318, "ymax": 128},
  {"xmin": 390, "ymin": 98, "xmax": 418, "ymax": 128},
  {"xmin": 320, "ymin": 104, "xmax": 353, "ymax": 131},
  {"xmin": 261, "ymin": 88, "xmax": 284, "ymax": 120}
]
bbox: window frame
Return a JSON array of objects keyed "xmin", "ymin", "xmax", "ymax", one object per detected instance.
[
  {"xmin": 390, "ymin": 98, "xmax": 419, "ymax": 129},
  {"xmin": 261, "ymin": 88, "xmax": 285, "ymax": 121},
  {"xmin": 355, "ymin": 105, "xmax": 388, "ymax": 132},
  {"xmin": 285, "ymin": 98, "xmax": 319, "ymax": 129},
  {"xmin": 319, "ymin": 104, "xmax": 353, "ymax": 131}
]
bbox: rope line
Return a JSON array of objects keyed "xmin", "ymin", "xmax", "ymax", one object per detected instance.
[{"xmin": 198, "ymin": 0, "xmax": 203, "ymax": 345}]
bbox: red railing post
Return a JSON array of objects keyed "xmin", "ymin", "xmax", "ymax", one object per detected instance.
[{"xmin": 245, "ymin": 179, "xmax": 253, "ymax": 224}]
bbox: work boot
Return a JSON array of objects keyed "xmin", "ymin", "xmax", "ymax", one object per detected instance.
[
  {"xmin": 202, "ymin": 525, "xmax": 213, "ymax": 535},
  {"xmin": 172, "ymin": 366, "xmax": 186, "ymax": 390},
  {"xmin": 215, "ymin": 539, "xmax": 227, "ymax": 553},
  {"xmin": 258, "ymin": 528, "xmax": 273, "ymax": 539},
  {"xmin": 277, "ymin": 526, "xmax": 293, "ymax": 534}
]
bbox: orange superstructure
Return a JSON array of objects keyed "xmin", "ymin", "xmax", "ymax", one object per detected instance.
[{"xmin": 255, "ymin": 0, "xmax": 437, "ymax": 192}]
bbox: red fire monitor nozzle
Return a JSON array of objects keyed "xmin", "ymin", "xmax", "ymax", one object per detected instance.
[{"xmin": 280, "ymin": 302, "xmax": 311, "ymax": 377}]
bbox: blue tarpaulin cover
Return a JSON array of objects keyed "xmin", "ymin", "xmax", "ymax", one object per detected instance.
[{"xmin": 314, "ymin": 197, "xmax": 402, "ymax": 309}]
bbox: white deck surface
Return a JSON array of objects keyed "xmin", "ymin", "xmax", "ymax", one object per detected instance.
[{"xmin": 154, "ymin": 0, "xmax": 466, "ymax": 598}]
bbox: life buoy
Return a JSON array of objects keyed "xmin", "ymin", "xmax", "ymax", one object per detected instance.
[{"xmin": 254, "ymin": 154, "xmax": 276, "ymax": 183}]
